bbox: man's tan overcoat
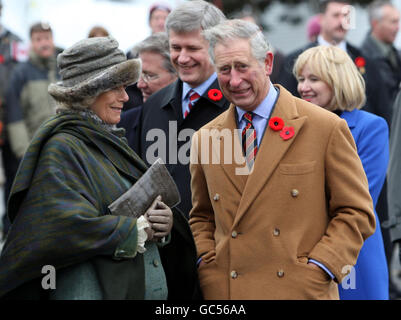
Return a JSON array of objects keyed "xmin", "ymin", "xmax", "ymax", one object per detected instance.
[{"xmin": 189, "ymin": 85, "xmax": 376, "ymax": 300}]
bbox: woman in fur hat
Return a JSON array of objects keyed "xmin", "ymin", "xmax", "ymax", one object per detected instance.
[{"xmin": 0, "ymin": 37, "xmax": 201, "ymax": 300}]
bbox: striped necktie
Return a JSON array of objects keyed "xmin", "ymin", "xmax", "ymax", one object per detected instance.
[
  {"xmin": 184, "ymin": 90, "xmax": 200, "ymax": 119},
  {"xmin": 242, "ymin": 112, "xmax": 258, "ymax": 168}
]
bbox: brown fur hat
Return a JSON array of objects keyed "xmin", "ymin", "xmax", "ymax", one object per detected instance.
[{"xmin": 48, "ymin": 36, "xmax": 141, "ymax": 104}]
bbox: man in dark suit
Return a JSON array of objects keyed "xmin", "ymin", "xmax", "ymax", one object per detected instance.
[
  {"xmin": 119, "ymin": 32, "xmax": 177, "ymax": 154},
  {"xmin": 278, "ymin": 0, "xmax": 392, "ymax": 127},
  {"xmin": 361, "ymin": 0, "xmax": 401, "ymax": 300},
  {"xmin": 138, "ymin": 0, "xmax": 230, "ymax": 219},
  {"xmin": 361, "ymin": 0, "xmax": 400, "ymax": 105}
]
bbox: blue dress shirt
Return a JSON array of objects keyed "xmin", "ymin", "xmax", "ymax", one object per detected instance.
[{"xmin": 182, "ymin": 73, "xmax": 218, "ymax": 118}]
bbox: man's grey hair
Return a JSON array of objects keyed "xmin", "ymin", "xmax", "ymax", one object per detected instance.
[
  {"xmin": 205, "ymin": 19, "xmax": 271, "ymax": 66},
  {"xmin": 368, "ymin": 0, "xmax": 396, "ymax": 23},
  {"xmin": 165, "ymin": 0, "xmax": 226, "ymax": 35},
  {"xmin": 132, "ymin": 32, "xmax": 176, "ymax": 75}
]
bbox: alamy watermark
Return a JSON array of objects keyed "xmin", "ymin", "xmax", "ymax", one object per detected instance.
[
  {"xmin": 145, "ymin": 122, "xmax": 256, "ymax": 175},
  {"xmin": 41, "ymin": 265, "xmax": 56, "ymax": 290}
]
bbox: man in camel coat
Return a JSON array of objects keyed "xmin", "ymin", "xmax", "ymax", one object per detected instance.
[{"xmin": 189, "ymin": 19, "xmax": 376, "ymax": 300}]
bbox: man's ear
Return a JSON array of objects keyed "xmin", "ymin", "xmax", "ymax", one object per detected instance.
[{"xmin": 265, "ymin": 51, "xmax": 274, "ymax": 76}]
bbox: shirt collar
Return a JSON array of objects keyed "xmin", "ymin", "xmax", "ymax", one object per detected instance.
[
  {"xmin": 182, "ymin": 72, "xmax": 218, "ymax": 101},
  {"xmin": 236, "ymin": 82, "xmax": 278, "ymax": 121},
  {"xmin": 317, "ymin": 35, "xmax": 347, "ymax": 52}
]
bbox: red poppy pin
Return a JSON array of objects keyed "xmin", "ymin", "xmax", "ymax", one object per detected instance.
[
  {"xmin": 0, "ymin": 55, "xmax": 4, "ymax": 64},
  {"xmin": 355, "ymin": 56, "xmax": 366, "ymax": 75},
  {"xmin": 269, "ymin": 117, "xmax": 284, "ymax": 131},
  {"xmin": 280, "ymin": 127, "xmax": 295, "ymax": 141},
  {"xmin": 208, "ymin": 89, "xmax": 223, "ymax": 101}
]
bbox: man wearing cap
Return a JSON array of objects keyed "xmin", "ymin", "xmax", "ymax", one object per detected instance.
[
  {"xmin": 138, "ymin": 0, "xmax": 230, "ymax": 219},
  {"xmin": 148, "ymin": 2, "xmax": 171, "ymax": 34}
]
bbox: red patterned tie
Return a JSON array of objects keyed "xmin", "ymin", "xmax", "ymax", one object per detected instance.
[
  {"xmin": 242, "ymin": 112, "xmax": 258, "ymax": 168},
  {"xmin": 184, "ymin": 90, "xmax": 200, "ymax": 118}
]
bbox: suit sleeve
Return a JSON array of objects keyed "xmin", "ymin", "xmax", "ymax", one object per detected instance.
[
  {"xmin": 388, "ymin": 91, "xmax": 401, "ymax": 241},
  {"xmin": 309, "ymin": 119, "xmax": 376, "ymax": 283},
  {"xmin": 188, "ymin": 131, "xmax": 217, "ymax": 263}
]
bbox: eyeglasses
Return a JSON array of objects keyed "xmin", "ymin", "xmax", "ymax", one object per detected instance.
[{"xmin": 140, "ymin": 72, "xmax": 160, "ymax": 83}]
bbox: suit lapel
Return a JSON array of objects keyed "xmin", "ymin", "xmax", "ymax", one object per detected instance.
[{"xmin": 233, "ymin": 85, "xmax": 307, "ymax": 226}]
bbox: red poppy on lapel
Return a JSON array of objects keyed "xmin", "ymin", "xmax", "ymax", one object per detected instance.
[
  {"xmin": 208, "ymin": 89, "xmax": 223, "ymax": 101},
  {"xmin": 280, "ymin": 127, "xmax": 295, "ymax": 140},
  {"xmin": 269, "ymin": 117, "xmax": 284, "ymax": 131},
  {"xmin": 0, "ymin": 55, "xmax": 5, "ymax": 64},
  {"xmin": 355, "ymin": 57, "xmax": 366, "ymax": 75}
]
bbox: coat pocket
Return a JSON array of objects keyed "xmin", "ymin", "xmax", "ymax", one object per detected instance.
[{"xmin": 279, "ymin": 161, "xmax": 316, "ymax": 175}]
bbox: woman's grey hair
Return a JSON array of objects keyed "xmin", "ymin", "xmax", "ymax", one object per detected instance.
[
  {"xmin": 165, "ymin": 0, "xmax": 226, "ymax": 34},
  {"xmin": 55, "ymin": 96, "xmax": 97, "ymax": 113},
  {"xmin": 205, "ymin": 19, "xmax": 271, "ymax": 66},
  {"xmin": 132, "ymin": 32, "xmax": 176, "ymax": 75},
  {"xmin": 368, "ymin": 0, "xmax": 394, "ymax": 23}
]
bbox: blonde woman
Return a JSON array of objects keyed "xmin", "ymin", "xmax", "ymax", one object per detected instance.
[{"xmin": 294, "ymin": 45, "xmax": 389, "ymax": 300}]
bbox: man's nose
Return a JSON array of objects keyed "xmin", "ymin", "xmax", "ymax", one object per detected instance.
[{"xmin": 229, "ymin": 69, "xmax": 242, "ymax": 87}]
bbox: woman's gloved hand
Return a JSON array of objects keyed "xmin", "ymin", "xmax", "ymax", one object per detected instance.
[{"xmin": 145, "ymin": 195, "xmax": 173, "ymax": 241}]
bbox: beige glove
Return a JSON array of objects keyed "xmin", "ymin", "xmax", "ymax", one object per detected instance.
[{"xmin": 145, "ymin": 195, "xmax": 173, "ymax": 241}]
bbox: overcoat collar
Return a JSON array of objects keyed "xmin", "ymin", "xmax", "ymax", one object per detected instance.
[{"xmin": 208, "ymin": 85, "xmax": 307, "ymax": 225}]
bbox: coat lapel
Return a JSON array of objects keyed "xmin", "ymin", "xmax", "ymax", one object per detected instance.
[
  {"xmin": 233, "ymin": 85, "xmax": 307, "ymax": 226},
  {"xmin": 210, "ymin": 104, "xmax": 248, "ymax": 193}
]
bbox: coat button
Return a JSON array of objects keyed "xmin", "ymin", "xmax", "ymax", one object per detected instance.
[
  {"xmin": 213, "ymin": 194, "xmax": 220, "ymax": 201},
  {"xmin": 291, "ymin": 189, "xmax": 299, "ymax": 197},
  {"xmin": 231, "ymin": 231, "xmax": 238, "ymax": 238},
  {"xmin": 231, "ymin": 270, "xmax": 238, "ymax": 279},
  {"xmin": 273, "ymin": 228, "xmax": 280, "ymax": 236},
  {"xmin": 153, "ymin": 259, "xmax": 159, "ymax": 267},
  {"xmin": 277, "ymin": 269, "xmax": 285, "ymax": 278}
]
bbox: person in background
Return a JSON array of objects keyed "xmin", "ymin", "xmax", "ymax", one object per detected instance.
[
  {"xmin": 189, "ymin": 19, "xmax": 375, "ymax": 300},
  {"xmin": 361, "ymin": 0, "xmax": 400, "ymax": 105},
  {"xmin": 360, "ymin": 0, "xmax": 401, "ymax": 300},
  {"xmin": 0, "ymin": 0, "xmax": 27, "ymax": 240},
  {"xmin": 0, "ymin": 36, "xmax": 200, "ymax": 300},
  {"xmin": 387, "ymin": 89, "xmax": 401, "ymax": 270},
  {"xmin": 138, "ymin": 0, "xmax": 230, "ymax": 220},
  {"xmin": 88, "ymin": 25, "xmax": 110, "ymax": 38},
  {"xmin": 307, "ymin": 14, "xmax": 321, "ymax": 42},
  {"xmin": 119, "ymin": 32, "xmax": 177, "ymax": 154},
  {"xmin": 2, "ymin": 22, "xmax": 62, "ymax": 237},
  {"xmin": 236, "ymin": 10, "xmax": 285, "ymax": 84},
  {"xmin": 148, "ymin": 2, "xmax": 171, "ymax": 34},
  {"xmin": 278, "ymin": 0, "xmax": 392, "ymax": 127},
  {"xmin": 294, "ymin": 45, "xmax": 389, "ymax": 300}
]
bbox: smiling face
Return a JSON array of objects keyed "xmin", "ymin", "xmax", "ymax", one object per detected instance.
[
  {"xmin": 169, "ymin": 28, "xmax": 215, "ymax": 88},
  {"xmin": 297, "ymin": 63, "xmax": 333, "ymax": 109},
  {"xmin": 213, "ymin": 38, "xmax": 273, "ymax": 111},
  {"xmin": 89, "ymin": 86, "xmax": 129, "ymax": 124}
]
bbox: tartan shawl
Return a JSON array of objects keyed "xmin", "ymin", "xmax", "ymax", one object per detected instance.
[{"xmin": 0, "ymin": 112, "xmax": 149, "ymax": 298}]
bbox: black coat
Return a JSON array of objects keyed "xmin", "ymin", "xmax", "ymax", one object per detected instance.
[
  {"xmin": 277, "ymin": 41, "xmax": 393, "ymax": 128},
  {"xmin": 361, "ymin": 34, "xmax": 401, "ymax": 105},
  {"xmin": 138, "ymin": 78, "xmax": 230, "ymax": 218},
  {"xmin": 118, "ymin": 106, "xmax": 142, "ymax": 155}
]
